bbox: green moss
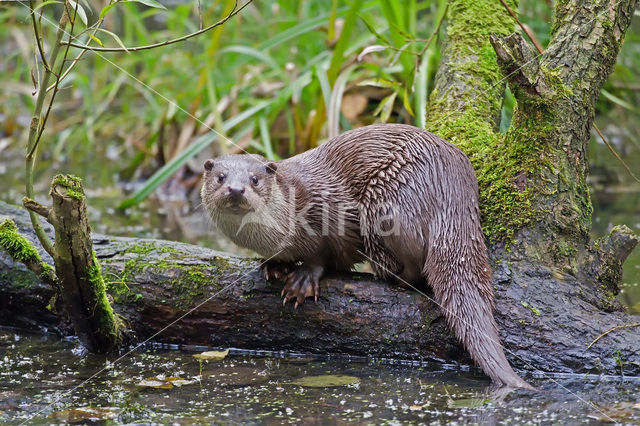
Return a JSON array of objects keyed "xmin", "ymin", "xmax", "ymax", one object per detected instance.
[
  {"xmin": 0, "ymin": 219, "xmax": 57, "ymax": 282},
  {"xmin": 427, "ymin": 0, "xmax": 540, "ymax": 245},
  {"xmin": 0, "ymin": 219, "xmax": 41, "ymax": 262},
  {"xmin": 446, "ymin": 0, "xmax": 516, "ymax": 54},
  {"xmin": 106, "ymin": 243, "xmax": 233, "ymax": 310},
  {"xmin": 521, "ymin": 300, "xmax": 541, "ymax": 316},
  {"xmin": 430, "ymin": 95, "xmax": 551, "ymax": 244},
  {"xmin": 86, "ymin": 251, "xmax": 120, "ymax": 341},
  {"xmin": 52, "ymin": 174, "xmax": 85, "ymax": 200}
]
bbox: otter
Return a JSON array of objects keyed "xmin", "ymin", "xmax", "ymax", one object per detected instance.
[{"xmin": 201, "ymin": 123, "xmax": 532, "ymax": 389}]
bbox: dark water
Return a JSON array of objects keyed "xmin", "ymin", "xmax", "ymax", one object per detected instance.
[{"xmin": 1, "ymin": 328, "xmax": 639, "ymax": 424}]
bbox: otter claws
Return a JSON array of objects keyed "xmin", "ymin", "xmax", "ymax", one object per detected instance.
[
  {"xmin": 281, "ymin": 264, "xmax": 323, "ymax": 308},
  {"xmin": 261, "ymin": 260, "xmax": 293, "ymax": 282}
]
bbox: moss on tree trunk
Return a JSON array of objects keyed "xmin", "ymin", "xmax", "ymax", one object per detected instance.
[
  {"xmin": 428, "ymin": 0, "xmax": 639, "ymax": 272},
  {"xmin": 427, "ymin": 0, "xmax": 526, "ymax": 245},
  {"xmin": 48, "ymin": 175, "xmax": 120, "ymax": 352}
]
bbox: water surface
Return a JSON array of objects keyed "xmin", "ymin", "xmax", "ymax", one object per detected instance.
[{"xmin": 1, "ymin": 328, "xmax": 638, "ymax": 424}]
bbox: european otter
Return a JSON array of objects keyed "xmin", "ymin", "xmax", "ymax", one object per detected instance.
[{"xmin": 201, "ymin": 123, "xmax": 532, "ymax": 389}]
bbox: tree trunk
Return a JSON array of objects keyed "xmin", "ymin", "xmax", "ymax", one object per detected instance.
[
  {"xmin": 38, "ymin": 175, "xmax": 121, "ymax": 352},
  {"xmin": 1, "ymin": 200, "xmax": 639, "ymax": 376},
  {"xmin": 429, "ymin": 0, "xmax": 638, "ymax": 266}
]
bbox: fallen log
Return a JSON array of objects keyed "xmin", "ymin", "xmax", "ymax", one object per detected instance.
[{"xmin": 1, "ymin": 200, "xmax": 638, "ymax": 377}]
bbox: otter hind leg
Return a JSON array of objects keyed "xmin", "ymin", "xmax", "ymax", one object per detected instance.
[
  {"xmin": 281, "ymin": 264, "xmax": 323, "ymax": 308},
  {"xmin": 360, "ymin": 205, "xmax": 404, "ymax": 279}
]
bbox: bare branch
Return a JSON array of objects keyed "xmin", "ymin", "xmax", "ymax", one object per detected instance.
[{"xmin": 23, "ymin": 197, "xmax": 52, "ymax": 219}]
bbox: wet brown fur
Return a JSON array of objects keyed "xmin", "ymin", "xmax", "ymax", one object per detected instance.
[{"xmin": 201, "ymin": 123, "xmax": 532, "ymax": 389}]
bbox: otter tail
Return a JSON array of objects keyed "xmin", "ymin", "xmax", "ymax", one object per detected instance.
[{"xmin": 423, "ymin": 245, "xmax": 533, "ymax": 390}]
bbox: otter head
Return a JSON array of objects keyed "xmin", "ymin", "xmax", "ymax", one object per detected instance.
[{"xmin": 201, "ymin": 154, "xmax": 278, "ymax": 217}]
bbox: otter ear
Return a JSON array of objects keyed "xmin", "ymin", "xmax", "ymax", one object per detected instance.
[
  {"xmin": 204, "ymin": 159, "xmax": 215, "ymax": 172},
  {"xmin": 266, "ymin": 162, "xmax": 277, "ymax": 175}
]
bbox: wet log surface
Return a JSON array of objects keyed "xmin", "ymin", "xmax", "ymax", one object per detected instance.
[{"xmin": 1, "ymin": 201, "xmax": 638, "ymax": 377}]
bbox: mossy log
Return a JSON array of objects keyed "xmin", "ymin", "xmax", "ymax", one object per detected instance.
[{"xmin": 1, "ymin": 201, "xmax": 639, "ymax": 378}]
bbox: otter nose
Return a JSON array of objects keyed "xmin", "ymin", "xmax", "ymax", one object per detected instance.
[{"xmin": 227, "ymin": 186, "xmax": 245, "ymax": 196}]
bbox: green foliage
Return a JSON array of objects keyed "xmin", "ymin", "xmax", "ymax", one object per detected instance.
[
  {"xmin": 1, "ymin": 0, "xmax": 638, "ymax": 247},
  {"xmin": 0, "ymin": 0, "xmax": 452, "ymax": 209}
]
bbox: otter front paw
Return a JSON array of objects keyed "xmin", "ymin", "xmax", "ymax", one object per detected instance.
[
  {"xmin": 281, "ymin": 264, "xmax": 323, "ymax": 308},
  {"xmin": 261, "ymin": 260, "xmax": 293, "ymax": 282}
]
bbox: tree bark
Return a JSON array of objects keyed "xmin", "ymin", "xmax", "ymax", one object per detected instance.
[
  {"xmin": 492, "ymin": 0, "xmax": 638, "ymax": 268},
  {"xmin": 1, "ymin": 201, "xmax": 639, "ymax": 377},
  {"xmin": 45, "ymin": 175, "xmax": 120, "ymax": 352}
]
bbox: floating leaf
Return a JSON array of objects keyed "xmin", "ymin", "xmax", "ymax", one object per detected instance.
[
  {"xmin": 50, "ymin": 406, "xmax": 120, "ymax": 422},
  {"xmin": 448, "ymin": 397, "xmax": 491, "ymax": 408},
  {"xmin": 193, "ymin": 349, "xmax": 229, "ymax": 361},
  {"xmin": 137, "ymin": 375, "xmax": 194, "ymax": 389},
  {"xmin": 289, "ymin": 374, "xmax": 360, "ymax": 387}
]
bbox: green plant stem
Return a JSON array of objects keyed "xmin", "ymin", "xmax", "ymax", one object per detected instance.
[
  {"xmin": 30, "ymin": 0, "xmax": 50, "ymax": 72},
  {"xmin": 46, "ymin": 2, "xmax": 112, "ymax": 93},
  {"xmin": 25, "ymin": 7, "xmax": 69, "ymax": 258}
]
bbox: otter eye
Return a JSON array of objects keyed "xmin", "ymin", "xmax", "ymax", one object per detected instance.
[
  {"xmin": 250, "ymin": 175, "xmax": 259, "ymax": 186},
  {"xmin": 217, "ymin": 173, "xmax": 226, "ymax": 184}
]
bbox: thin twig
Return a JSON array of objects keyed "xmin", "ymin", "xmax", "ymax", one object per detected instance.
[
  {"xmin": 587, "ymin": 323, "xmax": 640, "ymax": 349},
  {"xmin": 61, "ymin": 0, "xmax": 251, "ymax": 52},
  {"xmin": 24, "ymin": 2, "xmax": 70, "ymax": 258},
  {"xmin": 46, "ymin": 1, "xmax": 115, "ymax": 93},
  {"xmin": 418, "ymin": 3, "xmax": 449, "ymax": 61},
  {"xmin": 23, "ymin": 197, "xmax": 52, "ymax": 219},
  {"xmin": 594, "ymin": 125, "xmax": 640, "ymax": 184},
  {"xmin": 31, "ymin": 1, "xmax": 78, "ymax": 158},
  {"xmin": 498, "ymin": 0, "xmax": 544, "ymax": 54},
  {"xmin": 498, "ymin": 0, "xmax": 640, "ymax": 185},
  {"xmin": 30, "ymin": 0, "xmax": 50, "ymax": 71}
]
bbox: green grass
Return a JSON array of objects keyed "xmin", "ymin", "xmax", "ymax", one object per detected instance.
[{"xmin": 0, "ymin": 0, "xmax": 638, "ymax": 209}]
